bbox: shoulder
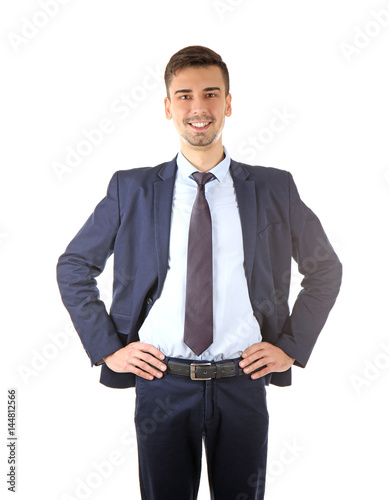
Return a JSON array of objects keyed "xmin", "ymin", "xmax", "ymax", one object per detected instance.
[
  {"xmin": 113, "ymin": 156, "xmax": 177, "ymax": 187},
  {"xmin": 230, "ymin": 159, "xmax": 292, "ymax": 186}
]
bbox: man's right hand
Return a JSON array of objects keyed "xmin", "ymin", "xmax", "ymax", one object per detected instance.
[{"xmin": 103, "ymin": 342, "xmax": 167, "ymax": 380}]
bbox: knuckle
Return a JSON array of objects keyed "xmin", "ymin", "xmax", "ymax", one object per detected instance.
[{"xmin": 138, "ymin": 361, "xmax": 148, "ymax": 371}]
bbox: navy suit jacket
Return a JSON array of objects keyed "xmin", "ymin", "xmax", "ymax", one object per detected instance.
[{"xmin": 57, "ymin": 156, "xmax": 342, "ymax": 388}]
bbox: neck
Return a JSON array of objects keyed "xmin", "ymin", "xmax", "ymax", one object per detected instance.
[{"xmin": 180, "ymin": 139, "xmax": 225, "ymax": 172}]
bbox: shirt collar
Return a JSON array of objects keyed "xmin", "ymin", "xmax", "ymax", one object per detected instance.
[{"xmin": 176, "ymin": 147, "xmax": 231, "ymax": 182}]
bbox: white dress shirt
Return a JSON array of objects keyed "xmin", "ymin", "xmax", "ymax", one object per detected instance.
[{"xmin": 138, "ymin": 147, "xmax": 262, "ymax": 360}]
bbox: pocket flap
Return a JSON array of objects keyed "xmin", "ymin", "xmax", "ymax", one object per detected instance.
[{"xmin": 110, "ymin": 311, "xmax": 132, "ymax": 334}]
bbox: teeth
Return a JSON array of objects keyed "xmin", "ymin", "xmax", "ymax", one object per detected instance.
[{"xmin": 190, "ymin": 122, "xmax": 209, "ymax": 128}]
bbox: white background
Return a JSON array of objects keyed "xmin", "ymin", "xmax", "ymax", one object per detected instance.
[{"xmin": 1, "ymin": 1, "xmax": 389, "ymax": 499}]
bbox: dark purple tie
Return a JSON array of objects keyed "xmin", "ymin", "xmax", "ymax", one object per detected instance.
[{"xmin": 184, "ymin": 171, "xmax": 214, "ymax": 356}]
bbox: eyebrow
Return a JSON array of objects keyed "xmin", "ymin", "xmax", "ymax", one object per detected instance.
[{"xmin": 174, "ymin": 87, "xmax": 221, "ymax": 95}]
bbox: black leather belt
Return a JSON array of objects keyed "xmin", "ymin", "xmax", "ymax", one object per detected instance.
[{"xmin": 167, "ymin": 360, "xmax": 244, "ymax": 381}]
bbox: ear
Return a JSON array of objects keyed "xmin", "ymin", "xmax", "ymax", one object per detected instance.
[
  {"xmin": 164, "ymin": 97, "xmax": 172, "ymax": 120},
  {"xmin": 225, "ymin": 93, "xmax": 232, "ymax": 117}
]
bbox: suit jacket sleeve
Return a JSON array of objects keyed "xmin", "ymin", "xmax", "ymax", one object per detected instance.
[
  {"xmin": 56, "ymin": 172, "xmax": 124, "ymax": 366},
  {"xmin": 274, "ymin": 172, "xmax": 342, "ymax": 367}
]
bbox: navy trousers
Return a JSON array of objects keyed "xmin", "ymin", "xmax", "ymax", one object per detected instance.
[{"xmin": 134, "ymin": 357, "xmax": 269, "ymax": 500}]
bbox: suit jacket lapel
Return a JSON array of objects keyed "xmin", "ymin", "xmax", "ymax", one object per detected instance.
[
  {"xmin": 154, "ymin": 156, "xmax": 177, "ymax": 297},
  {"xmin": 230, "ymin": 160, "xmax": 257, "ymax": 287}
]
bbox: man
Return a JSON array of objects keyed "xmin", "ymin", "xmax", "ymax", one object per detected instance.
[{"xmin": 57, "ymin": 46, "xmax": 342, "ymax": 499}]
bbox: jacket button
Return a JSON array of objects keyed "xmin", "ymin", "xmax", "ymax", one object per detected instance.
[{"xmin": 146, "ymin": 298, "xmax": 153, "ymax": 306}]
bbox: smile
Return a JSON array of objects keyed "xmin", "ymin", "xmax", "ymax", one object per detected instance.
[{"xmin": 188, "ymin": 122, "xmax": 211, "ymax": 130}]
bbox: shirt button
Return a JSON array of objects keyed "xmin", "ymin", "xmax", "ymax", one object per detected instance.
[
  {"xmin": 146, "ymin": 298, "xmax": 153, "ymax": 306},
  {"xmin": 205, "ymin": 351, "xmax": 210, "ymax": 357}
]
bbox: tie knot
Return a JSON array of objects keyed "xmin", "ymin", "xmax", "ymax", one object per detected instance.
[{"xmin": 192, "ymin": 171, "xmax": 214, "ymax": 187}]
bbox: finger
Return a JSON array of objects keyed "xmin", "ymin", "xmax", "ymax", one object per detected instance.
[
  {"xmin": 130, "ymin": 351, "xmax": 167, "ymax": 371},
  {"xmin": 241, "ymin": 342, "xmax": 264, "ymax": 358},
  {"xmin": 240, "ymin": 354, "xmax": 263, "ymax": 368},
  {"xmin": 250, "ymin": 366, "xmax": 271, "ymax": 379},
  {"xmin": 240, "ymin": 348, "xmax": 272, "ymax": 368},
  {"xmin": 242, "ymin": 359, "xmax": 269, "ymax": 375},
  {"xmin": 241, "ymin": 342, "xmax": 272, "ymax": 361},
  {"xmin": 129, "ymin": 353, "xmax": 167, "ymax": 374},
  {"xmin": 132, "ymin": 343, "xmax": 166, "ymax": 360},
  {"xmin": 130, "ymin": 365, "xmax": 156, "ymax": 381},
  {"xmin": 129, "ymin": 359, "xmax": 166, "ymax": 379}
]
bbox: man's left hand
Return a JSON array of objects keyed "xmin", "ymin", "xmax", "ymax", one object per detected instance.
[{"xmin": 239, "ymin": 342, "xmax": 295, "ymax": 379}]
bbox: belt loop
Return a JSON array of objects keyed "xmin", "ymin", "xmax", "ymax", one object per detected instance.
[{"xmin": 235, "ymin": 357, "xmax": 242, "ymax": 376}]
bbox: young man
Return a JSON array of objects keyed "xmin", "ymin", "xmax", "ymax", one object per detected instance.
[{"xmin": 57, "ymin": 46, "xmax": 342, "ymax": 499}]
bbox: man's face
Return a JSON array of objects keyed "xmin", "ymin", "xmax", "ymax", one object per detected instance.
[{"xmin": 164, "ymin": 65, "xmax": 232, "ymax": 150}]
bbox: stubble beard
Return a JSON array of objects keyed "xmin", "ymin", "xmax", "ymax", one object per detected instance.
[
  {"xmin": 183, "ymin": 130, "xmax": 219, "ymax": 148},
  {"xmin": 182, "ymin": 118, "xmax": 219, "ymax": 148}
]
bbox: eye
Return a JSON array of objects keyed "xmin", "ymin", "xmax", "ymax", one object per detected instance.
[
  {"xmin": 206, "ymin": 93, "xmax": 216, "ymax": 98},
  {"xmin": 179, "ymin": 94, "xmax": 191, "ymax": 100}
]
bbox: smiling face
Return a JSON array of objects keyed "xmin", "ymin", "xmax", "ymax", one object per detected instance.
[{"xmin": 164, "ymin": 65, "xmax": 232, "ymax": 153}]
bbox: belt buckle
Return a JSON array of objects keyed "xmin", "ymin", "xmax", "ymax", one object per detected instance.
[{"xmin": 190, "ymin": 362, "xmax": 212, "ymax": 381}]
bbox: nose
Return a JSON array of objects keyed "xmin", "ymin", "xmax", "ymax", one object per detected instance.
[{"xmin": 190, "ymin": 95, "xmax": 208, "ymax": 115}]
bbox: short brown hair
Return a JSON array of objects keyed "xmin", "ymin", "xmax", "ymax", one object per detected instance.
[{"xmin": 164, "ymin": 45, "xmax": 230, "ymax": 98}]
